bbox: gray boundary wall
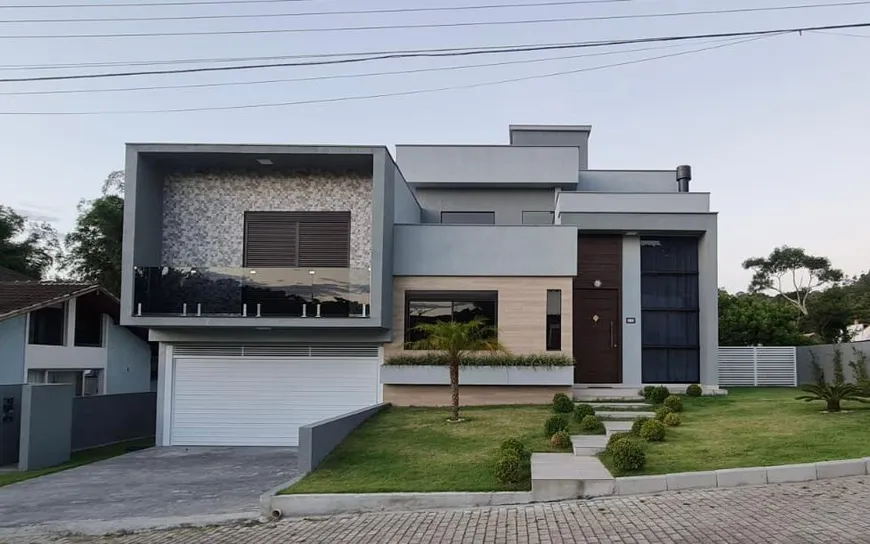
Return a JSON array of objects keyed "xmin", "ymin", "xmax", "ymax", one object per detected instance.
[
  {"xmin": 71, "ymin": 392, "xmax": 156, "ymax": 452},
  {"xmin": 797, "ymin": 341, "xmax": 870, "ymax": 384},
  {"xmin": 298, "ymin": 403, "xmax": 389, "ymax": 473},
  {"xmin": 19, "ymin": 384, "xmax": 74, "ymax": 471},
  {"xmin": 0, "ymin": 384, "xmax": 23, "ymax": 466}
]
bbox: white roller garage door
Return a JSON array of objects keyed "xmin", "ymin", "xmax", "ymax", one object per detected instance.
[{"xmin": 169, "ymin": 345, "xmax": 380, "ymax": 446}]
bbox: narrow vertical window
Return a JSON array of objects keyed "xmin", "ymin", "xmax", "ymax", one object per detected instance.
[{"xmin": 546, "ymin": 290, "xmax": 561, "ymax": 351}]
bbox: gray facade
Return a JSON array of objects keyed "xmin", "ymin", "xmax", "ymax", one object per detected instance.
[
  {"xmin": 0, "ymin": 316, "xmax": 26, "ymax": 384},
  {"xmin": 18, "ymin": 383, "xmax": 74, "ymax": 471}
]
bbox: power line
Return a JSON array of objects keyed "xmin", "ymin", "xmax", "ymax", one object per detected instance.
[
  {"xmin": 2, "ymin": 21, "xmax": 867, "ymax": 83},
  {"xmin": 811, "ymin": 28, "xmax": 870, "ymax": 37},
  {"xmin": 0, "ymin": 34, "xmax": 775, "ymax": 115},
  {"xmin": 0, "ymin": 0, "xmax": 325, "ymax": 8},
  {"xmin": 0, "ymin": 0, "xmax": 637, "ymax": 23},
  {"xmin": 1, "ymin": 39, "xmax": 739, "ymax": 96},
  {"xmin": 3, "ymin": 1, "xmax": 869, "ymax": 39}
]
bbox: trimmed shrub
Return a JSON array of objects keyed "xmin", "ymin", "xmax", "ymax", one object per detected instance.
[
  {"xmin": 544, "ymin": 414, "xmax": 569, "ymax": 437},
  {"xmin": 649, "ymin": 385, "xmax": 671, "ymax": 405},
  {"xmin": 655, "ymin": 406, "xmax": 675, "ymax": 421},
  {"xmin": 494, "ymin": 451, "xmax": 528, "ymax": 485},
  {"xmin": 642, "ymin": 385, "xmax": 656, "ymax": 401},
  {"xmin": 686, "ymin": 384, "xmax": 703, "ymax": 397},
  {"xmin": 630, "ymin": 416, "xmax": 651, "ymax": 436},
  {"xmin": 639, "ymin": 419, "xmax": 666, "ymax": 442},
  {"xmin": 552, "ymin": 393, "xmax": 574, "ymax": 414},
  {"xmin": 663, "ymin": 412, "xmax": 681, "ymax": 427},
  {"xmin": 573, "ymin": 403, "xmax": 595, "ymax": 421},
  {"xmin": 605, "ymin": 431, "xmax": 632, "ymax": 455},
  {"xmin": 610, "ymin": 438, "xmax": 646, "ymax": 473},
  {"xmin": 385, "ymin": 353, "xmax": 574, "ymax": 367},
  {"xmin": 579, "ymin": 415, "xmax": 605, "ymax": 434},
  {"xmin": 500, "ymin": 438, "xmax": 527, "ymax": 457},
  {"xmin": 550, "ymin": 430, "xmax": 572, "ymax": 450},
  {"xmin": 663, "ymin": 395, "xmax": 683, "ymax": 412}
]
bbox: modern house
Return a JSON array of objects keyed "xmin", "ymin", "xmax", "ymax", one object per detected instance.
[
  {"xmin": 0, "ymin": 279, "xmax": 152, "ymax": 395},
  {"xmin": 122, "ymin": 124, "xmax": 718, "ymax": 447}
]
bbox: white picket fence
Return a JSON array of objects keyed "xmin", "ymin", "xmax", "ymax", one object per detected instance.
[{"xmin": 718, "ymin": 346, "xmax": 797, "ymax": 387}]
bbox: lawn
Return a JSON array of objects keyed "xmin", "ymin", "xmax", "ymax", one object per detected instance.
[
  {"xmin": 283, "ymin": 405, "xmax": 581, "ymax": 494},
  {"xmin": 601, "ymin": 388, "xmax": 870, "ymax": 475},
  {"xmin": 0, "ymin": 438, "xmax": 154, "ymax": 488}
]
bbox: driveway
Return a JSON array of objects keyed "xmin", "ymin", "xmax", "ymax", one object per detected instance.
[{"xmin": 0, "ymin": 446, "xmax": 298, "ymax": 535}]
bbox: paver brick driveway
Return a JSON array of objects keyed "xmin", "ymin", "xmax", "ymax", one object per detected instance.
[
  {"xmin": 9, "ymin": 475, "xmax": 870, "ymax": 543},
  {"xmin": 0, "ymin": 446, "xmax": 298, "ymax": 535}
]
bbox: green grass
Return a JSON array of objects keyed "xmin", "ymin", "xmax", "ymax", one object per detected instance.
[
  {"xmin": 600, "ymin": 388, "xmax": 870, "ymax": 476},
  {"xmin": 283, "ymin": 405, "xmax": 587, "ymax": 494},
  {"xmin": 0, "ymin": 438, "xmax": 154, "ymax": 488}
]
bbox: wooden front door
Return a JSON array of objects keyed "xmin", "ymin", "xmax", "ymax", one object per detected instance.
[{"xmin": 573, "ymin": 288, "xmax": 621, "ymax": 383}]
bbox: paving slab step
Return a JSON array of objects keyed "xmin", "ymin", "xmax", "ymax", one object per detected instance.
[
  {"xmin": 580, "ymin": 402, "xmax": 652, "ymax": 410},
  {"xmin": 595, "ymin": 411, "xmax": 656, "ymax": 421},
  {"xmin": 603, "ymin": 420, "xmax": 633, "ymax": 436},
  {"xmin": 571, "ymin": 435, "xmax": 608, "ymax": 456},
  {"xmin": 531, "ymin": 453, "xmax": 615, "ymax": 500}
]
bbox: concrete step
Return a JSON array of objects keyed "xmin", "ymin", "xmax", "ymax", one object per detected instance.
[
  {"xmin": 595, "ymin": 411, "xmax": 656, "ymax": 421},
  {"xmin": 603, "ymin": 420, "xmax": 633, "ymax": 436},
  {"xmin": 571, "ymin": 435, "xmax": 608, "ymax": 456},
  {"xmin": 573, "ymin": 387, "xmax": 643, "ymax": 402},
  {"xmin": 531, "ymin": 453, "xmax": 615, "ymax": 500},
  {"xmin": 581, "ymin": 402, "xmax": 652, "ymax": 410}
]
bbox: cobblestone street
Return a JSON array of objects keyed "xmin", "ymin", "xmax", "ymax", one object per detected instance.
[{"xmin": 7, "ymin": 476, "xmax": 870, "ymax": 544}]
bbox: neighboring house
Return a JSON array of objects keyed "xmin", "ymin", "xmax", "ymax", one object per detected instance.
[
  {"xmin": 122, "ymin": 124, "xmax": 718, "ymax": 447},
  {"xmin": 0, "ymin": 280, "xmax": 152, "ymax": 395}
]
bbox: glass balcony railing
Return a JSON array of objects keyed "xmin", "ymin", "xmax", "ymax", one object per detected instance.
[{"xmin": 133, "ymin": 267, "xmax": 370, "ymax": 318}]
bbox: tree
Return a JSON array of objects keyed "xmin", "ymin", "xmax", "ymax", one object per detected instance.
[
  {"xmin": 0, "ymin": 205, "xmax": 60, "ymax": 279},
  {"xmin": 64, "ymin": 171, "xmax": 124, "ymax": 294},
  {"xmin": 409, "ymin": 316, "xmax": 507, "ymax": 422},
  {"xmin": 802, "ymin": 286, "xmax": 857, "ymax": 344},
  {"xmin": 718, "ymin": 290, "xmax": 809, "ymax": 346},
  {"xmin": 743, "ymin": 246, "xmax": 843, "ymax": 316}
]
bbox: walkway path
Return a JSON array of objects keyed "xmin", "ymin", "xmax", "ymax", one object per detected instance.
[{"xmin": 8, "ymin": 475, "xmax": 870, "ymax": 543}]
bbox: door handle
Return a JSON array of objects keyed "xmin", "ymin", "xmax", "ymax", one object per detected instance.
[{"xmin": 609, "ymin": 321, "xmax": 614, "ymax": 349}]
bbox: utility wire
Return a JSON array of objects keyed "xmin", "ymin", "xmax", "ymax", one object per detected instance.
[
  {"xmin": 811, "ymin": 28, "xmax": 870, "ymax": 37},
  {"xmin": 2, "ymin": 1, "xmax": 869, "ymax": 39},
  {"xmin": 1, "ymin": 21, "xmax": 867, "ymax": 84},
  {"xmin": 0, "ymin": 34, "xmax": 775, "ymax": 115},
  {"xmin": 0, "ymin": 0, "xmax": 639, "ymax": 23},
  {"xmin": 0, "ymin": 0, "xmax": 327, "ymax": 8},
  {"xmin": 1, "ymin": 39, "xmax": 741, "ymax": 96}
]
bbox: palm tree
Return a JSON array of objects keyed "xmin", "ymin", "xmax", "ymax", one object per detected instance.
[{"xmin": 409, "ymin": 316, "xmax": 507, "ymax": 422}]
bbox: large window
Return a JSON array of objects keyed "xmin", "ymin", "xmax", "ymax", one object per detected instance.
[
  {"xmin": 74, "ymin": 306, "xmax": 104, "ymax": 347},
  {"xmin": 640, "ymin": 237, "xmax": 700, "ymax": 383},
  {"xmin": 405, "ymin": 291, "xmax": 497, "ymax": 347},
  {"xmin": 440, "ymin": 211, "xmax": 495, "ymax": 225},
  {"xmin": 546, "ymin": 290, "xmax": 562, "ymax": 351},
  {"xmin": 28, "ymin": 303, "xmax": 66, "ymax": 346}
]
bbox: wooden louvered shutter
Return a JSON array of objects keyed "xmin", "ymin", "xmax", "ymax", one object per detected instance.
[
  {"xmin": 243, "ymin": 212, "xmax": 299, "ymax": 267},
  {"xmin": 298, "ymin": 211, "xmax": 351, "ymax": 268}
]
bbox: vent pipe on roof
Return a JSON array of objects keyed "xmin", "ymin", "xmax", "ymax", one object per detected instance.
[{"xmin": 676, "ymin": 165, "xmax": 692, "ymax": 193}]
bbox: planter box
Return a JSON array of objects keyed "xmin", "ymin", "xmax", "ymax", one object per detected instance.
[{"xmin": 380, "ymin": 365, "xmax": 573, "ymax": 386}]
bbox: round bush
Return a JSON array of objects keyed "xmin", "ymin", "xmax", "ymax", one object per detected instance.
[
  {"xmin": 686, "ymin": 384, "xmax": 703, "ymax": 397},
  {"xmin": 500, "ymin": 438, "xmax": 527, "ymax": 456},
  {"xmin": 494, "ymin": 451, "xmax": 527, "ymax": 485},
  {"xmin": 663, "ymin": 412, "xmax": 681, "ymax": 427},
  {"xmin": 630, "ymin": 416, "xmax": 651, "ymax": 436},
  {"xmin": 663, "ymin": 395, "xmax": 683, "ymax": 412},
  {"xmin": 605, "ymin": 431, "xmax": 632, "ymax": 455},
  {"xmin": 642, "ymin": 385, "xmax": 656, "ymax": 401},
  {"xmin": 552, "ymin": 393, "xmax": 574, "ymax": 414},
  {"xmin": 573, "ymin": 403, "xmax": 595, "ymax": 421},
  {"xmin": 579, "ymin": 414, "xmax": 605, "ymax": 434},
  {"xmin": 544, "ymin": 414, "xmax": 569, "ymax": 437},
  {"xmin": 610, "ymin": 438, "xmax": 646, "ymax": 473},
  {"xmin": 639, "ymin": 419, "xmax": 666, "ymax": 442},
  {"xmin": 550, "ymin": 430, "xmax": 572, "ymax": 449},
  {"xmin": 655, "ymin": 406, "xmax": 675, "ymax": 422},
  {"xmin": 649, "ymin": 385, "xmax": 671, "ymax": 405}
]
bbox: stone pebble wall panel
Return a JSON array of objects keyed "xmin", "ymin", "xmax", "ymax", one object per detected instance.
[{"xmin": 161, "ymin": 172, "xmax": 373, "ymax": 269}]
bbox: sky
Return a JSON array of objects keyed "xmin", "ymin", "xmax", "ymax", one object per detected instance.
[{"xmin": 1, "ymin": 0, "xmax": 869, "ymax": 291}]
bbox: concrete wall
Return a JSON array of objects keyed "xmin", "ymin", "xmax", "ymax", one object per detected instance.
[
  {"xmin": 24, "ymin": 345, "xmax": 108, "ymax": 371},
  {"xmin": 577, "ymin": 170, "xmax": 678, "ymax": 193},
  {"xmin": 0, "ymin": 316, "xmax": 26, "ymax": 384},
  {"xmin": 413, "ymin": 188, "xmax": 556, "ymax": 225},
  {"xmin": 556, "ymin": 192, "xmax": 709, "ymax": 214},
  {"xmin": 508, "ymin": 126, "xmax": 590, "ymax": 169},
  {"xmin": 375, "ymin": 151, "xmax": 396, "ymax": 337},
  {"xmin": 0, "ymin": 384, "xmax": 22, "ymax": 466},
  {"xmin": 621, "ymin": 237, "xmax": 643, "ymax": 385},
  {"xmin": 393, "ymin": 164, "xmax": 421, "ymax": 224},
  {"xmin": 393, "ymin": 225, "xmax": 577, "ymax": 277},
  {"xmin": 797, "ymin": 341, "xmax": 870, "ymax": 385},
  {"xmin": 18, "ymin": 383, "xmax": 74, "ymax": 471},
  {"xmin": 395, "ymin": 145, "xmax": 580, "ymax": 186},
  {"xmin": 298, "ymin": 403, "xmax": 387, "ymax": 473},
  {"xmin": 105, "ymin": 318, "xmax": 152, "ymax": 394},
  {"xmin": 71, "ymin": 392, "xmax": 156, "ymax": 451}
]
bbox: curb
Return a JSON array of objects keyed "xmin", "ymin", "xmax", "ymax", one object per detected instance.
[
  {"xmin": 267, "ymin": 491, "xmax": 535, "ymax": 517},
  {"xmin": 614, "ymin": 457, "xmax": 870, "ymax": 496},
  {"xmin": 259, "ymin": 475, "xmax": 305, "ymax": 517}
]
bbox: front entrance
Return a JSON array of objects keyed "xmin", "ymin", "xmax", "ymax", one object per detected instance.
[{"xmin": 573, "ymin": 289, "xmax": 621, "ymax": 383}]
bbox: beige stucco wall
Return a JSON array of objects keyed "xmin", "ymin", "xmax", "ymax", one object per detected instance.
[{"xmin": 386, "ymin": 276, "xmax": 574, "ymax": 356}]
